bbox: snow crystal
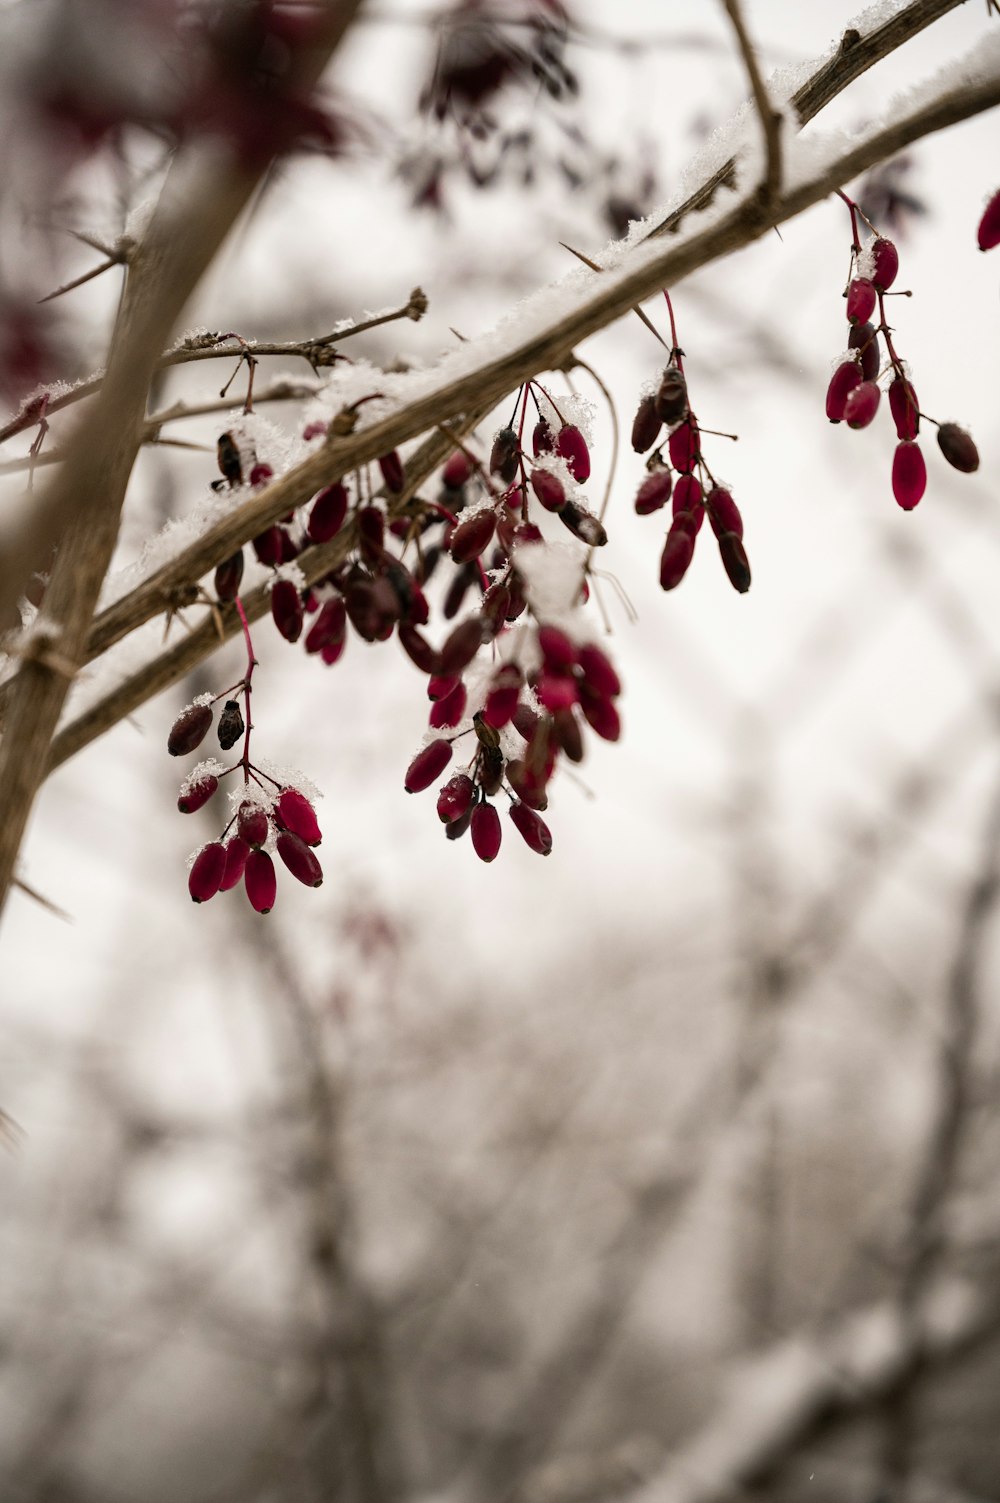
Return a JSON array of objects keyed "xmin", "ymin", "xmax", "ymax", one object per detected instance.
[
  {"xmin": 532, "ymin": 387, "xmax": 597, "ymax": 446},
  {"xmin": 178, "ymin": 758, "xmax": 227, "ymax": 796},
  {"xmin": 514, "ymin": 542, "xmax": 590, "ymax": 629}
]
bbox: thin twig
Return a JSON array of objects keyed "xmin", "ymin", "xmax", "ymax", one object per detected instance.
[{"xmin": 721, "ymin": 0, "xmax": 782, "ymax": 211}]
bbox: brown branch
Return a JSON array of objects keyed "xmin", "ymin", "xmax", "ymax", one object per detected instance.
[{"xmin": 721, "ymin": 0, "xmax": 782, "ymax": 211}]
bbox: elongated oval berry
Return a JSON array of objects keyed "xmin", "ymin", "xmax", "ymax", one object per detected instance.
[
  {"xmin": 532, "ymin": 418, "xmax": 554, "ymax": 458},
  {"xmin": 888, "ymin": 376, "xmax": 919, "ymax": 440},
  {"xmin": 438, "ymin": 617, "xmax": 484, "ymax": 676},
  {"xmin": 870, "ymin": 237, "xmax": 899, "ymax": 291},
  {"xmin": 214, "ymin": 551, "xmax": 244, "ymax": 602},
  {"xmin": 937, "ymin": 422, "xmax": 979, "ymax": 473},
  {"xmin": 220, "ymin": 837, "xmax": 250, "ymax": 892},
  {"xmin": 471, "ymin": 801, "xmax": 502, "ymax": 862},
  {"xmin": 536, "ymin": 673, "xmax": 578, "ymax": 713},
  {"xmin": 705, "ymin": 487, "xmax": 743, "ymax": 541},
  {"xmin": 437, "ymin": 774, "xmax": 475, "ymax": 824},
  {"xmin": 189, "ymin": 842, "xmax": 227, "ymax": 904},
  {"xmin": 479, "ymin": 744, "xmax": 504, "ymax": 797},
  {"xmin": 556, "ymin": 425, "xmax": 590, "ymax": 482},
  {"xmin": 825, "ymin": 360, "xmax": 861, "ymax": 423},
  {"xmin": 553, "ymin": 707, "xmax": 584, "ymax": 762},
  {"xmin": 305, "ymin": 596, "xmax": 347, "ymax": 655},
  {"xmin": 848, "ymin": 321, "xmax": 880, "ymax": 383},
  {"xmin": 659, "ymin": 524, "xmax": 695, "ymax": 591},
  {"xmin": 271, "ymin": 579, "xmax": 304, "ymax": 643},
  {"xmin": 252, "ymin": 526, "xmax": 284, "ymax": 566},
  {"xmin": 718, "ymin": 532, "xmax": 751, "ymax": 593},
  {"xmin": 537, "ymin": 624, "xmax": 577, "ymax": 673},
  {"xmin": 513, "ymin": 703, "xmax": 539, "ymax": 740},
  {"xmin": 655, "ymin": 366, "xmax": 688, "ymax": 424},
  {"xmin": 509, "ymin": 801, "xmax": 552, "ymax": 856},
  {"xmin": 844, "ymin": 380, "xmax": 881, "ymax": 430},
  {"xmin": 631, "ymin": 394, "xmax": 662, "ymax": 454},
  {"xmin": 178, "ymin": 774, "xmax": 219, "ymax": 814},
  {"xmin": 277, "ymin": 830, "xmax": 323, "ymax": 887},
  {"xmin": 429, "ymin": 680, "xmax": 467, "ymax": 729},
  {"xmin": 442, "ymin": 450, "xmax": 473, "ymax": 488},
  {"xmin": 846, "ymin": 277, "xmax": 877, "ymax": 325},
  {"xmin": 378, "ymin": 451, "xmax": 405, "ymax": 494},
  {"xmin": 977, "ymin": 187, "xmax": 1000, "ymax": 252},
  {"xmin": 168, "ymin": 702, "xmax": 213, "ymax": 757},
  {"xmin": 559, "ymin": 500, "xmax": 607, "ymax": 547},
  {"xmin": 673, "ymin": 473, "xmax": 704, "ymax": 534},
  {"xmin": 483, "ymin": 663, "xmax": 522, "ymax": 728},
  {"xmin": 238, "ymin": 802, "xmax": 270, "ymax": 848},
  {"xmin": 215, "ymin": 700, "xmax": 242, "ymax": 751},
  {"xmin": 490, "ymin": 427, "xmax": 520, "ymax": 483},
  {"xmin": 245, "ymin": 849, "xmax": 277, "ymax": 914},
  {"xmin": 668, "ymin": 420, "xmax": 698, "ymax": 474},
  {"xmin": 276, "ymin": 788, "xmax": 322, "ymax": 846},
  {"xmin": 892, "ymin": 440, "xmax": 927, "ymax": 510},
  {"xmin": 405, "ymin": 738, "xmax": 453, "ymax": 793},
  {"xmin": 307, "ymin": 483, "xmax": 349, "ymax": 543},
  {"xmin": 579, "ymin": 692, "xmax": 621, "ymax": 741},
  {"xmin": 578, "ymin": 643, "xmax": 620, "ymax": 699},
  {"xmin": 398, "ymin": 622, "xmax": 439, "ymax": 674},
  {"xmin": 428, "ymin": 672, "xmax": 461, "ymax": 702},
  {"xmin": 635, "ymin": 469, "xmax": 672, "ymax": 515},
  {"xmin": 450, "ymin": 508, "xmax": 497, "ymax": 563},
  {"xmin": 530, "ymin": 468, "xmax": 565, "ymax": 513},
  {"xmin": 507, "ymin": 758, "xmax": 548, "ymax": 811}
]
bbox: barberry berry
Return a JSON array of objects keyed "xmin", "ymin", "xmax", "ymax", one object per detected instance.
[
  {"xmin": 168, "ymin": 702, "xmax": 213, "ymax": 757},
  {"xmin": 892, "ymin": 441, "xmax": 927, "ymax": 510},
  {"xmin": 244, "ymin": 849, "xmax": 277, "ymax": 913},
  {"xmin": 189, "ymin": 842, "xmax": 227, "ymax": 904},
  {"xmin": 937, "ymin": 422, "xmax": 979, "ymax": 473}
]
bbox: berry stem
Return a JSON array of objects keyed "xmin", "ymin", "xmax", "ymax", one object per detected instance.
[
  {"xmin": 663, "ymin": 291, "xmax": 683, "ymax": 369},
  {"xmin": 234, "ymin": 594, "xmax": 258, "ymax": 781}
]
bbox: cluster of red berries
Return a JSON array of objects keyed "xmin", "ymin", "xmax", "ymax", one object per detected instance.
[
  {"xmin": 825, "ymin": 191, "xmax": 980, "ymax": 509},
  {"xmin": 630, "ymin": 297, "xmax": 750, "ymax": 597}
]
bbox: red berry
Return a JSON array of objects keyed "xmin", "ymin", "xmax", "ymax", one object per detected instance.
[
  {"xmin": 635, "ymin": 469, "xmax": 672, "ymax": 515},
  {"xmin": 553, "ymin": 707, "xmax": 584, "ymax": 762},
  {"xmin": 655, "ymin": 366, "xmax": 688, "ymax": 424},
  {"xmin": 220, "ymin": 837, "xmax": 250, "ymax": 892},
  {"xmin": 892, "ymin": 441, "xmax": 927, "ymax": 510},
  {"xmin": 578, "ymin": 643, "xmax": 620, "ymax": 699},
  {"xmin": 512, "ymin": 703, "xmax": 539, "ymax": 740},
  {"xmin": 848, "ymin": 322, "xmax": 880, "ymax": 383},
  {"xmin": 659, "ymin": 524, "xmax": 695, "ymax": 591},
  {"xmin": 244, "ymin": 849, "xmax": 277, "ymax": 914},
  {"xmin": 271, "ymin": 578, "xmax": 304, "ymax": 643},
  {"xmin": 429, "ymin": 680, "xmax": 467, "ymax": 729},
  {"xmin": 275, "ymin": 788, "xmax": 322, "ymax": 846},
  {"xmin": 844, "ymin": 380, "xmax": 881, "ymax": 430},
  {"xmin": 870, "ymin": 237, "xmax": 898, "ymax": 291},
  {"xmin": 378, "ymin": 451, "xmax": 405, "ymax": 494},
  {"xmin": 238, "ymin": 802, "xmax": 270, "ymax": 848},
  {"xmin": 471, "ymin": 801, "xmax": 502, "ymax": 862},
  {"xmin": 321, "ymin": 640, "xmax": 345, "ymax": 667},
  {"xmin": 559, "ymin": 501, "xmax": 607, "ymax": 547},
  {"xmin": 304, "ymin": 596, "xmax": 347, "ymax": 655},
  {"xmin": 536, "ymin": 673, "xmax": 579, "ymax": 713},
  {"xmin": 530, "ymin": 468, "xmax": 565, "ymax": 513},
  {"xmin": 532, "ymin": 418, "xmax": 555, "ymax": 458},
  {"xmin": 189, "ymin": 842, "xmax": 227, "ymax": 904},
  {"xmin": 668, "ymin": 420, "xmax": 698, "ymax": 474},
  {"xmin": 977, "ymin": 188, "xmax": 1000, "ymax": 252},
  {"xmin": 437, "ymin": 774, "xmax": 476, "ymax": 824},
  {"xmin": 405, "ymin": 738, "xmax": 453, "ymax": 793},
  {"xmin": 483, "ymin": 663, "xmax": 522, "ymax": 728},
  {"xmin": 307, "ymin": 483, "xmax": 348, "ymax": 543},
  {"xmin": 672, "ymin": 473, "xmax": 704, "ymax": 534},
  {"xmin": 249, "ymin": 462, "xmax": 273, "ymax": 488},
  {"xmin": 579, "ymin": 692, "xmax": 621, "ymax": 741},
  {"xmin": 252, "ymin": 526, "xmax": 284, "ymax": 566},
  {"xmin": 357, "ymin": 506, "xmax": 385, "ymax": 565},
  {"xmin": 846, "ymin": 277, "xmax": 877, "ymax": 325},
  {"xmin": 178, "ymin": 774, "xmax": 219, "ymax": 814},
  {"xmin": 276, "ymin": 830, "xmax": 323, "ymax": 887},
  {"xmin": 450, "ymin": 508, "xmax": 497, "ymax": 563},
  {"xmin": 537, "ymin": 625, "xmax": 577, "ymax": 672},
  {"xmin": 398, "ymin": 622, "xmax": 439, "ymax": 674},
  {"xmin": 438, "ymin": 618, "xmax": 484, "ymax": 676},
  {"xmin": 718, "ymin": 532, "xmax": 751, "ymax": 593},
  {"xmin": 556, "ymin": 424, "xmax": 590, "ymax": 482},
  {"xmin": 507, "ymin": 758, "xmax": 548, "ymax": 811},
  {"xmin": 490, "ymin": 427, "xmax": 520, "ymax": 483},
  {"xmin": 705, "ymin": 487, "xmax": 743, "ymax": 541},
  {"xmin": 936, "ymin": 423, "xmax": 979, "ymax": 473},
  {"xmin": 442, "ymin": 449, "xmax": 473, "ymax": 488},
  {"xmin": 889, "ymin": 376, "xmax": 919, "ymax": 441},
  {"xmin": 168, "ymin": 703, "xmax": 213, "ymax": 757},
  {"xmin": 631, "ymin": 394, "xmax": 663, "ymax": 454},
  {"xmin": 214, "ymin": 551, "xmax": 244, "ymax": 602},
  {"xmin": 825, "ymin": 360, "xmax": 861, "ymax": 422},
  {"xmin": 509, "ymin": 801, "xmax": 552, "ymax": 856}
]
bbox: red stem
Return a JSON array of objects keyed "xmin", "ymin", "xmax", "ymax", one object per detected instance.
[{"xmin": 234, "ymin": 594, "xmax": 257, "ymax": 781}]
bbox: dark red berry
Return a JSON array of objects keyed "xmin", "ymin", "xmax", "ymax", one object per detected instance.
[
  {"xmin": 249, "ymin": 462, "xmax": 273, "ymax": 488},
  {"xmin": 705, "ymin": 487, "xmax": 743, "ymax": 541},
  {"xmin": 889, "ymin": 376, "xmax": 919, "ymax": 440},
  {"xmin": 216, "ymin": 432, "xmax": 242, "ymax": 486},
  {"xmin": 655, "ymin": 366, "xmax": 688, "ymax": 424},
  {"xmin": 509, "ymin": 801, "xmax": 552, "ymax": 856},
  {"xmin": 271, "ymin": 579, "xmax": 304, "ymax": 642},
  {"xmin": 936, "ymin": 423, "xmax": 979, "ymax": 473},
  {"xmin": 530, "ymin": 468, "xmax": 565, "ymax": 513},
  {"xmin": 429, "ymin": 680, "xmax": 467, "ymax": 729},
  {"xmin": 892, "ymin": 441, "xmax": 927, "ymax": 510},
  {"xmin": 668, "ymin": 420, "xmax": 698, "ymax": 474},
  {"xmin": 673, "ymin": 473, "xmax": 704, "ymax": 533},
  {"xmin": 276, "ymin": 830, "xmax": 323, "ymax": 887},
  {"xmin": 275, "ymin": 788, "xmax": 322, "ymax": 846},
  {"xmin": 437, "ymin": 774, "xmax": 475, "ymax": 824},
  {"xmin": 178, "ymin": 774, "xmax": 219, "ymax": 814},
  {"xmin": 490, "ymin": 427, "xmax": 520, "ymax": 483},
  {"xmin": 398, "ymin": 622, "xmax": 439, "ymax": 674},
  {"xmin": 219, "ymin": 837, "xmax": 250, "ymax": 892},
  {"xmin": 168, "ymin": 702, "xmax": 213, "ymax": 757},
  {"xmin": 826, "ymin": 360, "xmax": 861, "ymax": 422},
  {"xmin": 532, "ymin": 419, "xmax": 554, "ymax": 458},
  {"xmin": 305, "ymin": 596, "xmax": 347, "ymax": 655},
  {"xmin": 217, "ymin": 699, "xmax": 245, "ymax": 752},
  {"xmin": 252, "ymin": 526, "xmax": 284, "ymax": 566},
  {"xmin": 428, "ymin": 672, "xmax": 461, "ymax": 702},
  {"xmin": 438, "ymin": 617, "xmax": 484, "ymax": 676},
  {"xmin": 577, "ymin": 643, "xmax": 620, "ymax": 699},
  {"xmin": 848, "ymin": 322, "xmax": 880, "ymax": 383},
  {"xmin": 846, "ymin": 277, "xmax": 877, "ymax": 325},
  {"xmin": 450, "ymin": 507, "xmax": 497, "ymax": 563},
  {"xmin": 307, "ymin": 483, "xmax": 349, "ymax": 543},
  {"xmin": 631, "ymin": 394, "xmax": 663, "ymax": 454},
  {"xmin": 844, "ymin": 380, "xmax": 881, "ymax": 430},
  {"xmin": 442, "ymin": 449, "xmax": 473, "ymax": 488},
  {"xmin": 870, "ymin": 238, "xmax": 898, "ymax": 291},
  {"xmin": 512, "ymin": 703, "xmax": 539, "ymax": 740},
  {"xmin": 507, "ymin": 758, "xmax": 548, "ymax": 811},
  {"xmin": 579, "ymin": 692, "xmax": 620, "ymax": 741},
  {"xmin": 245, "ymin": 849, "xmax": 277, "ymax": 914},
  {"xmin": 236, "ymin": 802, "xmax": 269, "ymax": 848},
  {"xmin": 483, "ymin": 663, "xmax": 522, "ymax": 728},
  {"xmin": 189, "ymin": 842, "xmax": 227, "ymax": 903},
  {"xmin": 405, "ymin": 738, "xmax": 453, "ymax": 793},
  {"xmin": 556, "ymin": 424, "xmax": 590, "ymax": 483},
  {"xmin": 635, "ymin": 469, "xmax": 672, "ymax": 515},
  {"xmin": 214, "ymin": 551, "xmax": 244, "ymax": 602},
  {"xmin": 471, "ymin": 801, "xmax": 502, "ymax": 862},
  {"xmin": 659, "ymin": 524, "xmax": 695, "ymax": 591},
  {"xmin": 378, "ymin": 451, "xmax": 405, "ymax": 493},
  {"xmin": 718, "ymin": 532, "xmax": 751, "ymax": 593},
  {"xmin": 559, "ymin": 500, "xmax": 607, "ymax": 547},
  {"xmin": 978, "ymin": 188, "xmax": 1000, "ymax": 251}
]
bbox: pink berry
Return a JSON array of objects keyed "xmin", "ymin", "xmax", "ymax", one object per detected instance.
[
  {"xmin": 471, "ymin": 802, "xmax": 502, "ymax": 862},
  {"xmin": 635, "ymin": 469, "xmax": 672, "ymax": 515},
  {"xmin": 437, "ymin": 774, "xmax": 476, "ymax": 824},
  {"xmin": 244, "ymin": 850, "xmax": 277, "ymax": 914},
  {"xmin": 530, "ymin": 468, "xmax": 565, "ymax": 513},
  {"xmin": 844, "ymin": 380, "xmax": 881, "ymax": 430},
  {"xmin": 870, "ymin": 237, "xmax": 898, "ymax": 291},
  {"xmin": 846, "ymin": 277, "xmax": 877, "ymax": 325},
  {"xmin": 277, "ymin": 830, "xmax": 323, "ymax": 887},
  {"xmin": 168, "ymin": 703, "xmax": 213, "ymax": 757},
  {"xmin": 631, "ymin": 394, "xmax": 663, "ymax": 454},
  {"xmin": 189, "ymin": 842, "xmax": 227, "ymax": 904},
  {"xmin": 892, "ymin": 441, "xmax": 927, "ymax": 510},
  {"xmin": 556, "ymin": 424, "xmax": 590, "ymax": 483},
  {"xmin": 888, "ymin": 376, "xmax": 919, "ymax": 441},
  {"xmin": 307, "ymin": 483, "xmax": 348, "ymax": 543},
  {"xmin": 178, "ymin": 774, "xmax": 219, "ymax": 814},
  {"xmin": 275, "ymin": 788, "xmax": 322, "ymax": 846},
  {"xmin": 977, "ymin": 187, "xmax": 1000, "ymax": 251},
  {"xmin": 509, "ymin": 801, "xmax": 552, "ymax": 856},
  {"xmin": 937, "ymin": 423, "xmax": 979, "ymax": 473},
  {"xmin": 405, "ymin": 738, "xmax": 453, "ymax": 793},
  {"xmin": 220, "ymin": 837, "xmax": 250, "ymax": 892}
]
